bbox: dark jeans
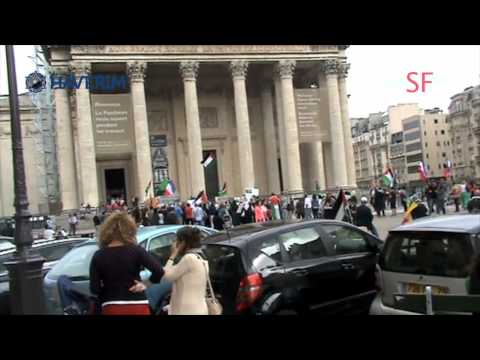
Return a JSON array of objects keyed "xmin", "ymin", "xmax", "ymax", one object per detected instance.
[
  {"xmin": 454, "ymin": 198, "xmax": 460, "ymax": 212},
  {"xmin": 312, "ymin": 208, "xmax": 320, "ymax": 219},
  {"xmin": 436, "ymin": 199, "xmax": 446, "ymax": 215},
  {"xmin": 401, "ymin": 200, "xmax": 407, "ymax": 212},
  {"xmin": 360, "ymin": 223, "xmax": 379, "ymax": 238},
  {"xmin": 427, "ymin": 198, "xmax": 435, "ymax": 214}
]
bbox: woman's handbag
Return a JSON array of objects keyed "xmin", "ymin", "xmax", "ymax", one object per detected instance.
[{"xmin": 200, "ymin": 258, "xmax": 223, "ymax": 315}]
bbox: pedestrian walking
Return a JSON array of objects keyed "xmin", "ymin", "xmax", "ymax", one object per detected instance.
[
  {"xmin": 163, "ymin": 226, "xmax": 210, "ymax": 315},
  {"xmin": 270, "ymin": 193, "xmax": 282, "ymax": 220},
  {"xmin": 389, "ymin": 189, "xmax": 397, "ymax": 216},
  {"xmin": 254, "ymin": 201, "xmax": 266, "ymax": 222},
  {"xmin": 89, "ymin": 212, "xmax": 164, "ymax": 315},
  {"xmin": 295, "ymin": 197, "xmax": 305, "ymax": 220},
  {"xmin": 426, "ymin": 181, "xmax": 437, "ymax": 215},
  {"xmin": 304, "ymin": 195, "xmax": 313, "ymax": 220},
  {"xmin": 399, "ymin": 187, "xmax": 408, "ymax": 212},
  {"xmin": 451, "ymin": 184, "xmax": 461, "ymax": 213},
  {"xmin": 312, "ymin": 194, "xmax": 320, "ymax": 219},
  {"xmin": 355, "ymin": 197, "xmax": 379, "ymax": 237},
  {"xmin": 185, "ymin": 203, "xmax": 194, "ymax": 225},
  {"xmin": 373, "ymin": 187, "xmax": 386, "ymax": 217},
  {"xmin": 436, "ymin": 178, "xmax": 448, "ymax": 215},
  {"xmin": 192, "ymin": 204, "xmax": 204, "ymax": 226},
  {"xmin": 68, "ymin": 213, "xmax": 79, "ymax": 236}
]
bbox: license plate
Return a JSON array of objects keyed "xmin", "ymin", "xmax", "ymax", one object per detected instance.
[{"xmin": 406, "ymin": 283, "xmax": 449, "ymax": 295}]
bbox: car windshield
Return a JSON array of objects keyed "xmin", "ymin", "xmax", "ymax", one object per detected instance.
[
  {"xmin": 382, "ymin": 231, "xmax": 474, "ymax": 278},
  {"xmin": 48, "ymin": 243, "xmax": 98, "ymax": 280}
]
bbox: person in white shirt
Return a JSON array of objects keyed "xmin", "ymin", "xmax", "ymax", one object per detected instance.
[
  {"xmin": 304, "ymin": 195, "xmax": 313, "ymax": 220},
  {"xmin": 194, "ymin": 205, "xmax": 205, "ymax": 226},
  {"xmin": 43, "ymin": 225, "xmax": 55, "ymax": 240}
]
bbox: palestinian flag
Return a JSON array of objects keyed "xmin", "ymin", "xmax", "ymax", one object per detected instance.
[
  {"xmin": 195, "ymin": 190, "xmax": 209, "ymax": 205},
  {"xmin": 144, "ymin": 180, "xmax": 152, "ymax": 197},
  {"xmin": 382, "ymin": 168, "xmax": 394, "ymax": 188},
  {"xmin": 157, "ymin": 179, "xmax": 176, "ymax": 196},
  {"xmin": 218, "ymin": 182, "xmax": 227, "ymax": 196},
  {"xmin": 201, "ymin": 152, "xmax": 215, "ymax": 168},
  {"xmin": 418, "ymin": 161, "xmax": 428, "ymax": 183}
]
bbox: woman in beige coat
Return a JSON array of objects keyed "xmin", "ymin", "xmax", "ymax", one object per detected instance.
[{"xmin": 163, "ymin": 226, "xmax": 209, "ymax": 315}]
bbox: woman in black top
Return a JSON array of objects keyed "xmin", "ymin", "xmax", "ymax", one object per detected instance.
[{"xmin": 89, "ymin": 212, "xmax": 164, "ymax": 315}]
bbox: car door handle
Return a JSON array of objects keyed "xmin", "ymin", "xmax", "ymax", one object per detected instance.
[
  {"xmin": 342, "ymin": 263, "xmax": 355, "ymax": 270},
  {"xmin": 292, "ymin": 269, "xmax": 309, "ymax": 276}
]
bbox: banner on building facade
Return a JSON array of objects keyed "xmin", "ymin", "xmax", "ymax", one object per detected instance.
[
  {"xmin": 294, "ymin": 88, "xmax": 330, "ymax": 143},
  {"xmin": 150, "ymin": 134, "xmax": 169, "ymax": 190},
  {"xmin": 91, "ymin": 94, "xmax": 133, "ymax": 155}
]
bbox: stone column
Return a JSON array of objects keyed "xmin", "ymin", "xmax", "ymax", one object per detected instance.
[
  {"xmin": 276, "ymin": 60, "xmax": 303, "ymax": 193},
  {"xmin": 71, "ymin": 62, "xmax": 99, "ymax": 207},
  {"xmin": 274, "ymin": 76, "xmax": 289, "ymax": 191},
  {"xmin": 179, "ymin": 61, "xmax": 205, "ymax": 196},
  {"xmin": 261, "ymin": 82, "xmax": 281, "ymax": 194},
  {"xmin": 128, "ymin": 61, "xmax": 154, "ymax": 200},
  {"xmin": 230, "ymin": 60, "xmax": 255, "ymax": 191},
  {"xmin": 52, "ymin": 66, "xmax": 79, "ymax": 210},
  {"xmin": 322, "ymin": 59, "xmax": 348, "ymax": 188},
  {"xmin": 338, "ymin": 62, "xmax": 357, "ymax": 188},
  {"xmin": 310, "ymin": 142, "xmax": 326, "ymax": 190}
]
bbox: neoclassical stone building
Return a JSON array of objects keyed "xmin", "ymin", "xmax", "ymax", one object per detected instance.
[{"xmin": 44, "ymin": 45, "xmax": 356, "ymax": 210}]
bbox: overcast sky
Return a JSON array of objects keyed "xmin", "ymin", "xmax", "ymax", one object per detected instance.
[{"xmin": 1, "ymin": 45, "xmax": 479, "ymax": 117}]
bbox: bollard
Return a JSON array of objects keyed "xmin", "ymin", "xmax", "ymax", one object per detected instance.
[{"xmin": 425, "ymin": 286, "xmax": 434, "ymax": 315}]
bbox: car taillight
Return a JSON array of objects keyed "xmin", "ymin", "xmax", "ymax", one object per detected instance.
[{"xmin": 236, "ymin": 273, "xmax": 263, "ymax": 312}]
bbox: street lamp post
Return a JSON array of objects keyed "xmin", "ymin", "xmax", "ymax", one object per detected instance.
[{"xmin": 3, "ymin": 45, "xmax": 46, "ymax": 314}]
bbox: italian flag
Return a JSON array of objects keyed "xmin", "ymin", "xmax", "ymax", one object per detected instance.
[
  {"xmin": 201, "ymin": 152, "xmax": 215, "ymax": 168},
  {"xmin": 382, "ymin": 168, "xmax": 394, "ymax": 188},
  {"xmin": 418, "ymin": 161, "xmax": 428, "ymax": 182}
]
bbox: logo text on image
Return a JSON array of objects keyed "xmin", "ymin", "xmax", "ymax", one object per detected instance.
[
  {"xmin": 26, "ymin": 71, "xmax": 128, "ymax": 92},
  {"xmin": 406, "ymin": 72, "xmax": 433, "ymax": 93}
]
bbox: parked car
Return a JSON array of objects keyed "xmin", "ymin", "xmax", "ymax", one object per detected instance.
[
  {"xmin": 0, "ymin": 237, "xmax": 88, "ymax": 314},
  {"xmin": 370, "ymin": 214, "xmax": 480, "ymax": 315},
  {"xmin": 0, "ymin": 237, "xmax": 14, "ymax": 252},
  {"xmin": 43, "ymin": 225, "xmax": 217, "ymax": 314},
  {"xmin": 203, "ymin": 219, "xmax": 382, "ymax": 315}
]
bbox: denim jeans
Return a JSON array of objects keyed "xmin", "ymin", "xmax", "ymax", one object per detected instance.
[{"xmin": 145, "ymin": 279, "xmax": 172, "ymax": 311}]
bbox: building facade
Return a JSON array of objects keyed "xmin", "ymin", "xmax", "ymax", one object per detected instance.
[
  {"xmin": 447, "ymin": 85, "xmax": 480, "ymax": 181},
  {"xmin": 30, "ymin": 45, "xmax": 358, "ymax": 212}
]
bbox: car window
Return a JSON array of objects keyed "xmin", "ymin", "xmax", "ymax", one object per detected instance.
[
  {"xmin": 278, "ymin": 227, "xmax": 326, "ymax": 262},
  {"xmin": 383, "ymin": 232, "xmax": 474, "ymax": 278},
  {"xmin": 37, "ymin": 243, "xmax": 74, "ymax": 262},
  {"xmin": 250, "ymin": 236, "xmax": 283, "ymax": 270},
  {"xmin": 48, "ymin": 244, "xmax": 98, "ymax": 279},
  {"xmin": 148, "ymin": 233, "xmax": 177, "ymax": 265},
  {"xmin": 322, "ymin": 224, "xmax": 369, "ymax": 255}
]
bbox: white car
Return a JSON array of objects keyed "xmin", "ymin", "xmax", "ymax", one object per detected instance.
[{"xmin": 370, "ymin": 214, "xmax": 480, "ymax": 315}]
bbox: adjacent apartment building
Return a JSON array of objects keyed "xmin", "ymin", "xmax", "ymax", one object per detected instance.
[
  {"xmin": 401, "ymin": 108, "xmax": 452, "ymax": 189},
  {"xmin": 447, "ymin": 85, "xmax": 480, "ymax": 181},
  {"xmin": 351, "ymin": 103, "xmax": 423, "ymax": 190}
]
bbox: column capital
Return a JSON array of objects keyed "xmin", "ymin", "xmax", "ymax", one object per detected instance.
[
  {"xmin": 338, "ymin": 62, "xmax": 350, "ymax": 79},
  {"xmin": 275, "ymin": 60, "xmax": 296, "ymax": 79},
  {"xmin": 69, "ymin": 62, "xmax": 91, "ymax": 76},
  {"xmin": 179, "ymin": 61, "xmax": 199, "ymax": 81},
  {"xmin": 230, "ymin": 60, "xmax": 249, "ymax": 79},
  {"xmin": 322, "ymin": 59, "xmax": 340, "ymax": 75},
  {"xmin": 127, "ymin": 61, "xmax": 147, "ymax": 82}
]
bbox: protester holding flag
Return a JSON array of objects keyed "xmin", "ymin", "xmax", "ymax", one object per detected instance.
[{"xmin": 355, "ymin": 197, "xmax": 379, "ymax": 237}]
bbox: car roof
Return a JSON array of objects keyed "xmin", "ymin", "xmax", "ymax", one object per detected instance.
[
  {"xmin": 0, "ymin": 237, "xmax": 87, "ymax": 256},
  {"xmin": 390, "ymin": 214, "xmax": 480, "ymax": 234},
  {"xmin": 203, "ymin": 219, "xmax": 353, "ymax": 247},
  {"xmin": 71, "ymin": 225, "xmax": 216, "ymax": 248}
]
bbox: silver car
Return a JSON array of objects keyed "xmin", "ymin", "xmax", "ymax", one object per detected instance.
[{"xmin": 370, "ymin": 214, "xmax": 480, "ymax": 315}]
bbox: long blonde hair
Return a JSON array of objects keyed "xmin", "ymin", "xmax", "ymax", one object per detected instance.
[{"xmin": 98, "ymin": 212, "xmax": 137, "ymax": 247}]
